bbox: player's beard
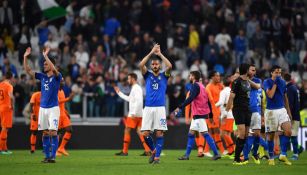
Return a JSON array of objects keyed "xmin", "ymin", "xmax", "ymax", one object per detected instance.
[{"xmin": 152, "ymin": 67, "xmax": 159, "ymax": 73}]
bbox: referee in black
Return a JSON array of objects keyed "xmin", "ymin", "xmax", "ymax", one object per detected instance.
[{"xmin": 226, "ymin": 63, "xmax": 259, "ymax": 165}]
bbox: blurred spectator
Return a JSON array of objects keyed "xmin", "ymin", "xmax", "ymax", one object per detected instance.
[
  {"xmin": 188, "ymin": 24, "xmax": 200, "ymax": 49},
  {"xmin": 234, "ymin": 29, "xmax": 248, "ymax": 64},
  {"xmin": 167, "ymin": 74, "xmax": 185, "ymax": 113},
  {"xmin": 103, "ymin": 14, "xmax": 121, "ymax": 38},
  {"xmin": 14, "ymin": 25, "xmax": 31, "ymax": 65},
  {"xmin": 292, "ymin": 14, "xmax": 306, "ymax": 51},
  {"xmin": 215, "ymin": 28, "xmax": 232, "ymax": 51},
  {"xmin": 71, "ymin": 77, "xmax": 84, "ymax": 116},
  {"xmin": 75, "ymin": 44, "xmax": 89, "ymax": 69},
  {"xmin": 285, "ymin": 45, "xmax": 300, "ymax": 72},
  {"xmin": 203, "ymin": 35, "xmax": 219, "ymax": 70},
  {"xmin": 0, "ymin": 0, "xmax": 13, "ymax": 31},
  {"xmin": 67, "ymin": 55, "xmax": 80, "ymax": 81},
  {"xmin": 2, "ymin": 57, "xmax": 17, "ymax": 77}
]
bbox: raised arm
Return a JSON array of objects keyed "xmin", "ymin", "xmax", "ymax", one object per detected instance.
[
  {"xmin": 266, "ymin": 83, "xmax": 277, "ymax": 99},
  {"xmin": 23, "ymin": 47, "xmax": 35, "ymax": 78},
  {"xmin": 156, "ymin": 47, "xmax": 172, "ymax": 76},
  {"xmin": 138, "ymin": 44, "xmax": 159, "ymax": 75},
  {"xmin": 43, "ymin": 47, "xmax": 59, "ymax": 76}
]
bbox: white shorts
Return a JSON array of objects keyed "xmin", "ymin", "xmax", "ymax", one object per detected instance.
[
  {"xmin": 264, "ymin": 108, "xmax": 291, "ymax": 133},
  {"xmin": 141, "ymin": 106, "xmax": 167, "ymax": 131},
  {"xmin": 190, "ymin": 118, "xmax": 208, "ymax": 133},
  {"xmin": 250, "ymin": 112, "xmax": 261, "ymax": 130},
  {"xmin": 291, "ymin": 120, "xmax": 300, "ymax": 136},
  {"xmin": 38, "ymin": 106, "xmax": 60, "ymax": 131}
]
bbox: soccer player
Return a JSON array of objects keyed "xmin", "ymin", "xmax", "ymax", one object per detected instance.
[
  {"xmin": 206, "ymin": 71, "xmax": 225, "ymax": 155},
  {"xmin": 284, "ymin": 73, "xmax": 300, "ymax": 160},
  {"xmin": 24, "ymin": 47, "xmax": 62, "ymax": 163},
  {"xmin": 139, "ymin": 44, "xmax": 172, "ymax": 164},
  {"xmin": 242, "ymin": 64, "xmax": 263, "ymax": 164},
  {"xmin": 113, "ymin": 73, "xmax": 151, "ymax": 156},
  {"xmin": 0, "ymin": 71, "xmax": 14, "ymax": 155},
  {"xmin": 226, "ymin": 63, "xmax": 259, "ymax": 165},
  {"xmin": 29, "ymin": 84, "xmax": 41, "ymax": 153},
  {"xmin": 263, "ymin": 65, "xmax": 292, "ymax": 165},
  {"xmin": 175, "ymin": 71, "xmax": 221, "ymax": 160},
  {"xmin": 185, "ymin": 90, "xmax": 206, "ymax": 157},
  {"xmin": 215, "ymin": 76, "xmax": 235, "ymax": 157},
  {"xmin": 57, "ymin": 79, "xmax": 74, "ymax": 156}
]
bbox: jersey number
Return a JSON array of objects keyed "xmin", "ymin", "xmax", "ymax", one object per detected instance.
[
  {"xmin": 152, "ymin": 83, "xmax": 159, "ymax": 90},
  {"xmin": 0, "ymin": 90, "xmax": 4, "ymax": 100}
]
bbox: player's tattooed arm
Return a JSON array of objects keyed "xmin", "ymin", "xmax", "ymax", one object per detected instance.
[
  {"xmin": 23, "ymin": 47, "xmax": 35, "ymax": 78},
  {"xmin": 139, "ymin": 44, "xmax": 159, "ymax": 75},
  {"xmin": 43, "ymin": 47, "xmax": 60, "ymax": 77}
]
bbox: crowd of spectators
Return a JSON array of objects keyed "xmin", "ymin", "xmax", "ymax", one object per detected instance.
[{"xmin": 0, "ymin": 0, "xmax": 307, "ymax": 118}]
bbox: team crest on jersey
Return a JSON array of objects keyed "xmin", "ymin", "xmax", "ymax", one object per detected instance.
[
  {"xmin": 158, "ymin": 76, "xmax": 161, "ymax": 80},
  {"xmin": 50, "ymin": 77, "xmax": 53, "ymax": 82}
]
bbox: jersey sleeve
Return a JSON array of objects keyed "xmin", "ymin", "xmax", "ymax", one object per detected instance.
[
  {"xmin": 143, "ymin": 71, "xmax": 150, "ymax": 80},
  {"xmin": 56, "ymin": 73, "xmax": 63, "ymax": 81},
  {"xmin": 263, "ymin": 79, "xmax": 272, "ymax": 92},
  {"xmin": 30, "ymin": 94, "xmax": 36, "ymax": 104},
  {"xmin": 35, "ymin": 72, "xmax": 43, "ymax": 80},
  {"xmin": 7, "ymin": 84, "xmax": 13, "ymax": 94}
]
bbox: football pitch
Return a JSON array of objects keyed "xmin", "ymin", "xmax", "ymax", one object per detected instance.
[{"xmin": 0, "ymin": 150, "xmax": 306, "ymax": 175}]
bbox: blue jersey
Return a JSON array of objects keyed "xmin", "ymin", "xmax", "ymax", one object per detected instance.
[
  {"xmin": 144, "ymin": 71, "xmax": 169, "ymax": 107},
  {"xmin": 286, "ymin": 82, "xmax": 300, "ymax": 121},
  {"xmin": 263, "ymin": 78, "xmax": 286, "ymax": 110},
  {"xmin": 249, "ymin": 77, "xmax": 262, "ymax": 113},
  {"xmin": 35, "ymin": 72, "xmax": 62, "ymax": 108}
]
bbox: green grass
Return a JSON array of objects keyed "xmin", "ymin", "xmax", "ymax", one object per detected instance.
[{"xmin": 0, "ymin": 150, "xmax": 306, "ymax": 175}]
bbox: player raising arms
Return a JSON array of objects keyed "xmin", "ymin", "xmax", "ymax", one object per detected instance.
[
  {"xmin": 24, "ymin": 47, "xmax": 62, "ymax": 163},
  {"xmin": 0, "ymin": 71, "xmax": 14, "ymax": 155},
  {"xmin": 139, "ymin": 44, "xmax": 172, "ymax": 164},
  {"xmin": 175, "ymin": 71, "xmax": 221, "ymax": 161},
  {"xmin": 263, "ymin": 65, "xmax": 292, "ymax": 165}
]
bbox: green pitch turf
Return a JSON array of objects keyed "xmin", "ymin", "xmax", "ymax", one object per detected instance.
[{"xmin": 0, "ymin": 150, "xmax": 306, "ymax": 175}]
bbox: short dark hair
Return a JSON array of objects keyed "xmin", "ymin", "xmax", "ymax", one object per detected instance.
[
  {"xmin": 284, "ymin": 73, "xmax": 291, "ymax": 82},
  {"xmin": 128, "ymin": 73, "xmax": 137, "ymax": 80},
  {"xmin": 223, "ymin": 75, "xmax": 231, "ymax": 86},
  {"xmin": 208, "ymin": 70, "xmax": 218, "ymax": 79},
  {"xmin": 270, "ymin": 65, "xmax": 281, "ymax": 73},
  {"xmin": 151, "ymin": 57, "xmax": 161, "ymax": 62},
  {"xmin": 5, "ymin": 71, "xmax": 12, "ymax": 79},
  {"xmin": 239, "ymin": 63, "xmax": 250, "ymax": 75},
  {"xmin": 190, "ymin": 71, "xmax": 201, "ymax": 81}
]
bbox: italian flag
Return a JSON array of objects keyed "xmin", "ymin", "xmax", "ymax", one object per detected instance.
[{"xmin": 37, "ymin": 0, "xmax": 67, "ymax": 20}]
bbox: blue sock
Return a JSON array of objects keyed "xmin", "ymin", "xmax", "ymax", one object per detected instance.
[
  {"xmin": 51, "ymin": 136, "xmax": 58, "ymax": 159},
  {"xmin": 144, "ymin": 135, "xmax": 155, "ymax": 151},
  {"xmin": 253, "ymin": 136, "xmax": 260, "ymax": 156},
  {"xmin": 268, "ymin": 140, "xmax": 274, "ymax": 159},
  {"xmin": 259, "ymin": 137, "xmax": 268, "ymax": 151},
  {"xmin": 243, "ymin": 136, "xmax": 254, "ymax": 160},
  {"xmin": 155, "ymin": 137, "xmax": 164, "ymax": 158},
  {"xmin": 291, "ymin": 136, "xmax": 298, "ymax": 154},
  {"xmin": 203, "ymin": 133, "xmax": 218, "ymax": 155},
  {"xmin": 279, "ymin": 135, "xmax": 290, "ymax": 156},
  {"xmin": 43, "ymin": 135, "xmax": 51, "ymax": 159},
  {"xmin": 185, "ymin": 133, "xmax": 195, "ymax": 157}
]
